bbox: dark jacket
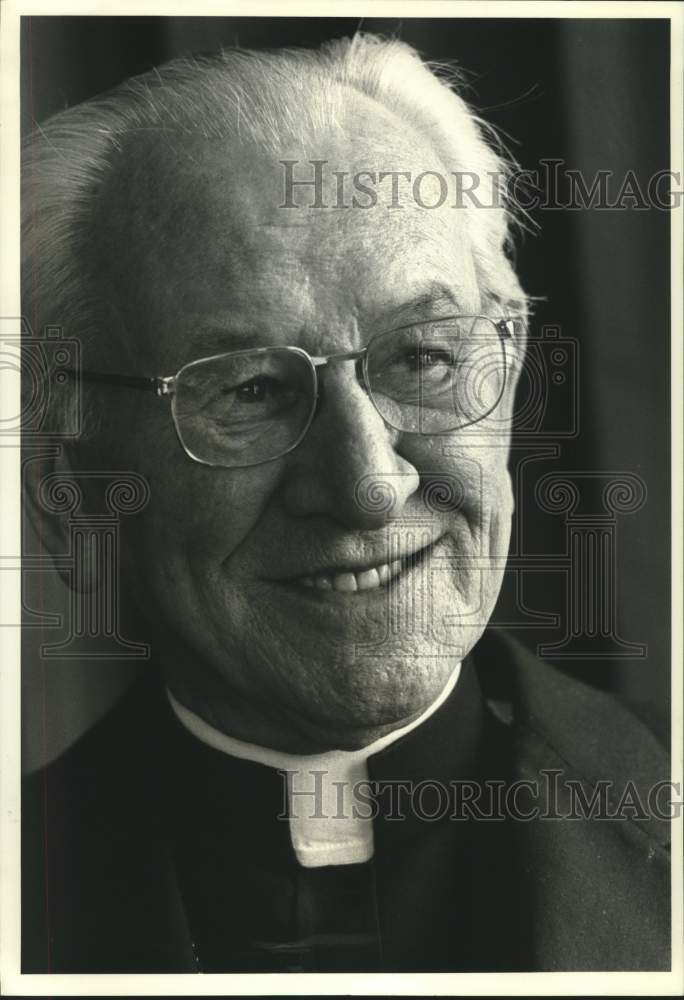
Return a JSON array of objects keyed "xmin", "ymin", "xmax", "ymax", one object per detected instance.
[{"xmin": 22, "ymin": 630, "xmax": 670, "ymax": 973}]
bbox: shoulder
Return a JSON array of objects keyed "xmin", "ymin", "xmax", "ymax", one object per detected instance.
[
  {"xmin": 474, "ymin": 628, "xmax": 669, "ymax": 797},
  {"xmin": 471, "ymin": 629, "xmax": 671, "ymax": 970},
  {"xmin": 22, "ymin": 671, "xmax": 189, "ymax": 973}
]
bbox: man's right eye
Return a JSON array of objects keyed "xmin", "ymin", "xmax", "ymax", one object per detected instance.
[
  {"xmin": 219, "ymin": 375, "xmax": 297, "ymax": 404},
  {"xmin": 206, "ymin": 376, "xmax": 301, "ymax": 423}
]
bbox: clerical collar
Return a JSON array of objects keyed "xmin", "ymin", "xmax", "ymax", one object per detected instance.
[{"xmin": 167, "ymin": 663, "xmax": 462, "ymax": 869}]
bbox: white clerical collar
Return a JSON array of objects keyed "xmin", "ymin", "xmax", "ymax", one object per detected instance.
[{"xmin": 167, "ymin": 663, "xmax": 461, "ymax": 869}]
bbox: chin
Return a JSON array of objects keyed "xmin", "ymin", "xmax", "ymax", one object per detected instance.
[{"xmin": 292, "ymin": 644, "xmax": 461, "ymax": 742}]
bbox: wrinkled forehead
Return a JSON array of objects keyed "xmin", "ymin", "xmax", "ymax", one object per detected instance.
[{"xmin": 91, "ymin": 93, "xmax": 479, "ymax": 345}]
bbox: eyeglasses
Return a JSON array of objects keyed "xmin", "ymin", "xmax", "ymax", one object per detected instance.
[{"xmin": 75, "ymin": 315, "xmax": 516, "ymax": 468}]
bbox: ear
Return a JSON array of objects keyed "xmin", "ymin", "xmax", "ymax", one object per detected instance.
[
  {"xmin": 22, "ymin": 443, "xmax": 100, "ymax": 593},
  {"xmin": 504, "ymin": 315, "xmax": 528, "ymax": 395}
]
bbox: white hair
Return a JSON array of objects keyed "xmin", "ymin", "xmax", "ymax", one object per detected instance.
[{"xmin": 21, "ymin": 33, "xmax": 529, "ymax": 438}]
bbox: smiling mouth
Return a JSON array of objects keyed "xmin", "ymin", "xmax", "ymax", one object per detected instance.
[{"xmin": 289, "ymin": 540, "xmax": 437, "ymax": 595}]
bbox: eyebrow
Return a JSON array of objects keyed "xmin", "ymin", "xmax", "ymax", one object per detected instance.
[
  {"xmin": 189, "ymin": 328, "xmax": 266, "ymax": 357},
  {"xmin": 382, "ymin": 283, "xmax": 465, "ymax": 327},
  {"xmin": 184, "ymin": 283, "xmax": 465, "ymax": 361}
]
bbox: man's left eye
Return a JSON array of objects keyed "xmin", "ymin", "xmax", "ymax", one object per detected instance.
[
  {"xmin": 418, "ymin": 348, "xmax": 454, "ymax": 367},
  {"xmin": 233, "ymin": 376, "xmax": 275, "ymax": 402},
  {"xmin": 397, "ymin": 348, "xmax": 455, "ymax": 369}
]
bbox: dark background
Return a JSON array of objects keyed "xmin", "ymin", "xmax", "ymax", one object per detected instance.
[{"xmin": 21, "ymin": 16, "xmax": 671, "ymax": 767}]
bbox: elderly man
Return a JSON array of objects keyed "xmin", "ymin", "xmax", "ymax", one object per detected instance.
[{"xmin": 21, "ymin": 35, "xmax": 669, "ymax": 973}]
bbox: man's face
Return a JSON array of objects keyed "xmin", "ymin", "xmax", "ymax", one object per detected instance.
[{"xmin": 92, "ymin": 97, "xmax": 520, "ymax": 750}]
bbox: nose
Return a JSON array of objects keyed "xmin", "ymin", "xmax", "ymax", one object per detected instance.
[{"xmin": 280, "ymin": 364, "xmax": 420, "ymax": 529}]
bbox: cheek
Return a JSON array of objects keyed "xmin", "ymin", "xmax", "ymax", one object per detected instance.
[
  {"xmin": 124, "ymin": 458, "xmax": 285, "ymax": 589},
  {"xmin": 400, "ymin": 436, "xmax": 512, "ymax": 524}
]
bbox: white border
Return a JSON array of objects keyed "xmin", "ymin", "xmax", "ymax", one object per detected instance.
[{"xmin": 1, "ymin": 1, "xmax": 682, "ymax": 996}]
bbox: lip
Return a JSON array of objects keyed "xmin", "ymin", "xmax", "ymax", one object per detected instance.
[{"xmin": 274, "ymin": 537, "xmax": 441, "ymax": 595}]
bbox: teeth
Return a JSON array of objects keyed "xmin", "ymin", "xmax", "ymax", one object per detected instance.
[
  {"xmin": 297, "ymin": 559, "xmax": 408, "ymax": 593},
  {"xmin": 356, "ymin": 568, "xmax": 380, "ymax": 590}
]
